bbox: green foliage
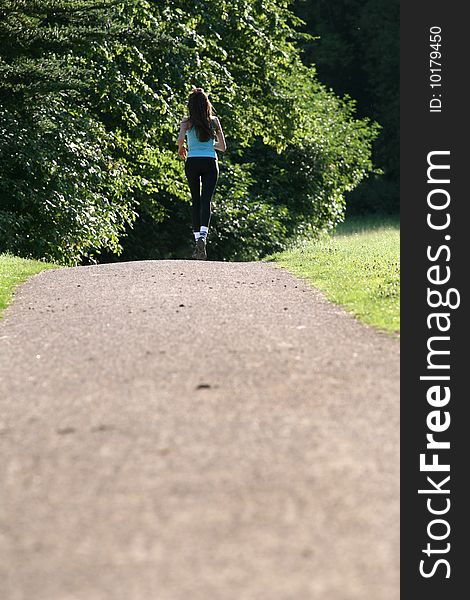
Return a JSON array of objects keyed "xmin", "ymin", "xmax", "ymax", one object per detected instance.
[
  {"xmin": 244, "ymin": 72, "xmax": 379, "ymax": 235},
  {"xmin": 0, "ymin": 0, "xmax": 379, "ymax": 264},
  {"xmin": 209, "ymin": 162, "xmax": 289, "ymax": 261},
  {"xmin": 0, "ymin": 0, "xmax": 138, "ymax": 264},
  {"xmin": 0, "ymin": 100, "xmax": 136, "ymax": 264},
  {"xmin": 293, "ymin": 0, "xmax": 399, "ymax": 213}
]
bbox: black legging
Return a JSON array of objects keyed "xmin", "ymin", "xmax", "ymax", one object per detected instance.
[{"xmin": 184, "ymin": 157, "xmax": 219, "ymax": 231}]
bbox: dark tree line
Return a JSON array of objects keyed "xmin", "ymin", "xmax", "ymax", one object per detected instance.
[{"xmin": 294, "ymin": 0, "xmax": 399, "ymax": 214}]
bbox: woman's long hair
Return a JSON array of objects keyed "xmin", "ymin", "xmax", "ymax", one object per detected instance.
[{"xmin": 187, "ymin": 87, "xmax": 215, "ymax": 142}]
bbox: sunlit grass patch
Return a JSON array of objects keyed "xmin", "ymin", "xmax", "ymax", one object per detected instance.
[
  {"xmin": 0, "ymin": 254, "xmax": 57, "ymax": 318},
  {"xmin": 268, "ymin": 216, "xmax": 400, "ymax": 333}
]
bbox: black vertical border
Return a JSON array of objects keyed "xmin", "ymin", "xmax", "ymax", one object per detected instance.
[{"xmin": 401, "ymin": 1, "xmax": 468, "ymax": 598}]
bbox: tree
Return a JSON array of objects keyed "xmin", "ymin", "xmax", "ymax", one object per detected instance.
[
  {"xmin": 1, "ymin": 0, "xmax": 379, "ymax": 264},
  {"xmin": 0, "ymin": 0, "xmax": 137, "ymax": 264},
  {"xmin": 293, "ymin": 0, "xmax": 399, "ymax": 214}
]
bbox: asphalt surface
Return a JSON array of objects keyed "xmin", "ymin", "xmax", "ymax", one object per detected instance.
[{"xmin": 0, "ymin": 260, "xmax": 399, "ymax": 600}]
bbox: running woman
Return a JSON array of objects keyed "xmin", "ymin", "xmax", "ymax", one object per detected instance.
[{"xmin": 177, "ymin": 87, "xmax": 226, "ymax": 260}]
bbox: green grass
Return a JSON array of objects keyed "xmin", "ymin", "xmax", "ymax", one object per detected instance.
[
  {"xmin": 0, "ymin": 254, "xmax": 58, "ymax": 318},
  {"xmin": 268, "ymin": 216, "xmax": 400, "ymax": 333}
]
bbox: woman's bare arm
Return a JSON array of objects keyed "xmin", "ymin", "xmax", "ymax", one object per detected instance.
[
  {"xmin": 177, "ymin": 117, "xmax": 189, "ymax": 158},
  {"xmin": 213, "ymin": 117, "xmax": 226, "ymax": 152}
]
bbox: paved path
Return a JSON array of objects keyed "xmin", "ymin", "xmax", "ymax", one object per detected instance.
[{"xmin": 0, "ymin": 260, "xmax": 399, "ymax": 600}]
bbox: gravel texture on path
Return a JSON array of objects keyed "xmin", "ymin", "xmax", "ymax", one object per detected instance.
[{"xmin": 0, "ymin": 260, "xmax": 399, "ymax": 600}]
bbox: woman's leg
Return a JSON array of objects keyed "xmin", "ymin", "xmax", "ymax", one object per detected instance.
[
  {"xmin": 200, "ymin": 158, "xmax": 219, "ymax": 230},
  {"xmin": 184, "ymin": 158, "xmax": 202, "ymax": 233}
]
